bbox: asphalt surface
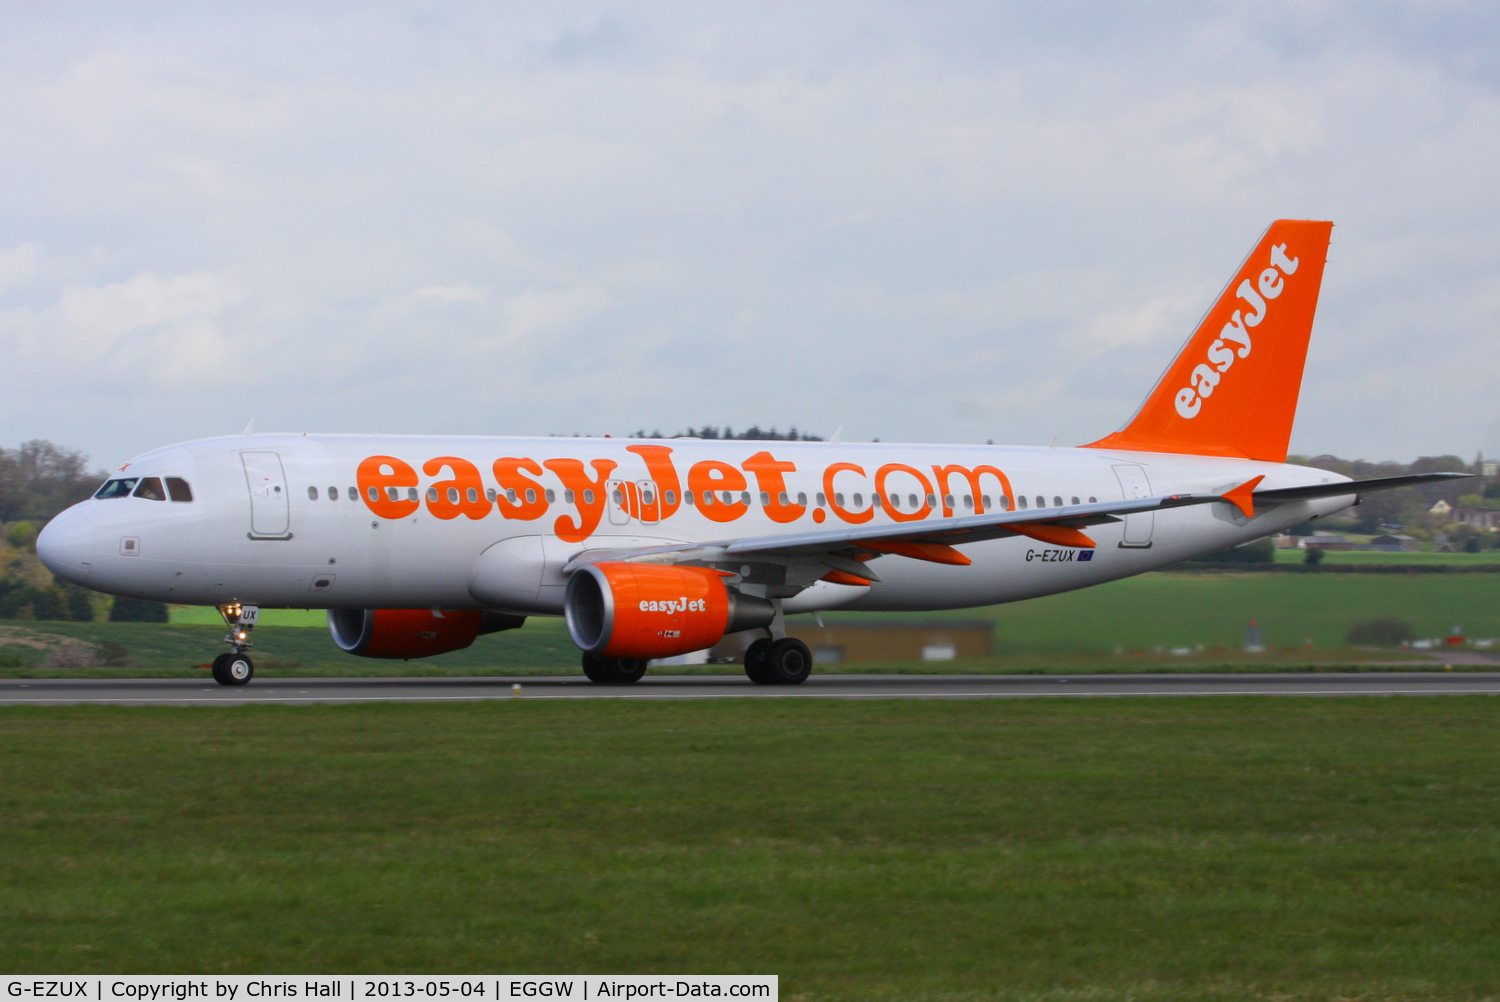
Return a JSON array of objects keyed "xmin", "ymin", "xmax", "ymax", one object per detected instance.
[{"xmin": 1, "ymin": 672, "xmax": 1498, "ymax": 705}]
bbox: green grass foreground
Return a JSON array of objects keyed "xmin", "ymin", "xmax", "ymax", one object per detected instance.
[{"xmin": 2, "ymin": 699, "xmax": 1497, "ymax": 999}]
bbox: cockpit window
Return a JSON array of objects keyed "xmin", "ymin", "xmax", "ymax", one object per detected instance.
[
  {"xmin": 166, "ymin": 477, "xmax": 194, "ymax": 502},
  {"xmin": 95, "ymin": 478, "xmax": 140, "ymax": 499},
  {"xmin": 133, "ymin": 477, "xmax": 168, "ymax": 501}
]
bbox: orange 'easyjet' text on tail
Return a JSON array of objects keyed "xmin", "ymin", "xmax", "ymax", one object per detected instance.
[{"xmin": 1084, "ymin": 219, "xmax": 1333, "ymax": 462}]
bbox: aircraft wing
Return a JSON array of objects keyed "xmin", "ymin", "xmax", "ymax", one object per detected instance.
[{"xmin": 564, "ymin": 471, "xmax": 1472, "ymax": 584}]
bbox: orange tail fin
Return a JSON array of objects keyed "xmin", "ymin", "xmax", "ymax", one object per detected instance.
[{"xmin": 1084, "ymin": 220, "xmax": 1333, "ymax": 462}]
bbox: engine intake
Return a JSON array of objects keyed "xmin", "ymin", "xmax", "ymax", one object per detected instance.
[
  {"xmin": 328, "ymin": 608, "xmax": 525, "ymax": 659},
  {"xmin": 565, "ymin": 562, "xmax": 775, "ymax": 659}
]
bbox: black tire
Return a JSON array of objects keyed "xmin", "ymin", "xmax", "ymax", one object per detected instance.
[
  {"xmin": 765, "ymin": 638, "xmax": 812, "ymax": 685},
  {"xmin": 581, "ymin": 653, "xmax": 612, "ymax": 683},
  {"xmin": 211, "ymin": 653, "xmax": 232, "ymax": 685},
  {"xmin": 610, "ymin": 658, "xmax": 648, "ymax": 683},
  {"xmin": 221, "ymin": 653, "xmax": 254, "ymax": 686},
  {"xmin": 582, "ymin": 654, "xmax": 648, "ymax": 684},
  {"xmin": 744, "ymin": 637, "xmax": 775, "ymax": 684}
]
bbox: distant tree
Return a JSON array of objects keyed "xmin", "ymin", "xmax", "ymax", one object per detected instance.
[
  {"xmin": 30, "ymin": 587, "xmax": 68, "ymax": 621},
  {"xmin": 60, "ymin": 581, "xmax": 96, "ymax": 622},
  {"xmin": 109, "ymin": 597, "xmax": 170, "ymax": 623},
  {"xmin": 0, "ymin": 441, "xmax": 105, "ymax": 522},
  {"xmin": 1304, "ymin": 547, "xmax": 1324, "ymax": 566}
]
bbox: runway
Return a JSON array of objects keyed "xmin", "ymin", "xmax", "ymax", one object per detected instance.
[{"xmin": 2, "ymin": 671, "xmax": 1498, "ymax": 705}]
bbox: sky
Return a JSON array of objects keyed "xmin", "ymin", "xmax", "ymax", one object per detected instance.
[{"xmin": 2, "ymin": 1, "xmax": 1498, "ymax": 470}]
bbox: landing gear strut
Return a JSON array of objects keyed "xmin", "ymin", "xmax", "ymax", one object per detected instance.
[
  {"xmin": 581, "ymin": 653, "xmax": 648, "ymax": 684},
  {"xmin": 213, "ymin": 604, "xmax": 259, "ymax": 686}
]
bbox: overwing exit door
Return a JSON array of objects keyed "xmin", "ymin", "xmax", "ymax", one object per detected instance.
[
  {"xmin": 1112, "ymin": 464, "xmax": 1153, "ymax": 548},
  {"xmin": 241, "ymin": 451, "xmax": 291, "ymax": 538}
]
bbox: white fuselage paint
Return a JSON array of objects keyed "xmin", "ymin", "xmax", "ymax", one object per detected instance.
[{"xmin": 42, "ymin": 434, "xmax": 1352, "ymax": 615}]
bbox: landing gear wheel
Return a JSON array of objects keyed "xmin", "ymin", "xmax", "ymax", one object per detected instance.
[
  {"xmin": 214, "ymin": 652, "xmax": 254, "ymax": 686},
  {"xmin": 765, "ymin": 638, "xmax": 812, "ymax": 685},
  {"xmin": 581, "ymin": 654, "xmax": 648, "ymax": 684},
  {"xmin": 581, "ymin": 653, "xmax": 611, "ymax": 683},
  {"xmin": 744, "ymin": 637, "xmax": 775, "ymax": 685}
]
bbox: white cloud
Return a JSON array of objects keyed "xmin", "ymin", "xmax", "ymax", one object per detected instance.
[{"xmin": 0, "ymin": 3, "xmax": 1497, "ymax": 462}]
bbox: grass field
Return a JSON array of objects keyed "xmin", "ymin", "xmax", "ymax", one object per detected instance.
[
  {"xmin": 3, "ymin": 571, "xmax": 1498, "ymax": 676},
  {"xmin": 1270, "ymin": 547, "xmax": 1500, "ymax": 565},
  {"xmin": 1, "ymin": 698, "xmax": 1496, "ymax": 999}
]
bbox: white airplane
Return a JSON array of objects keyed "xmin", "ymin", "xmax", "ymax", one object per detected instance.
[{"xmin": 37, "ymin": 220, "xmax": 1465, "ymax": 686}]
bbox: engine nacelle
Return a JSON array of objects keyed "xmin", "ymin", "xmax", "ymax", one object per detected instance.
[
  {"xmin": 564, "ymin": 562, "xmax": 775, "ymax": 659},
  {"xmin": 328, "ymin": 608, "xmax": 525, "ymax": 659}
]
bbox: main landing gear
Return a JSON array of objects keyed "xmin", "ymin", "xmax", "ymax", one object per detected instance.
[
  {"xmin": 212, "ymin": 604, "xmax": 259, "ymax": 686},
  {"xmin": 581, "ymin": 653, "xmax": 648, "ymax": 685},
  {"xmin": 744, "ymin": 636, "xmax": 812, "ymax": 685}
]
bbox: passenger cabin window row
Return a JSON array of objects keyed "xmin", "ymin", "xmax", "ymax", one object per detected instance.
[
  {"xmin": 298, "ymin": 476, "xmax": 1102, "ymax": 518},
  {"xmin": 95, "ymin": 477, "xmax": 193, "ymax": 502}
]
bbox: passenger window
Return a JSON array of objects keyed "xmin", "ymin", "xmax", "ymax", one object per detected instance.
[
  {"xmin": 963, "ymin": 495, "xmax": 973, "ymax": 509},
  {"xmin": 834, "ymin": 492, "xmax": 845, "ymax": 507},
  {"xmin": 349, "ymin": 487, "xmax": 357, "ymax": 502},
  {"xmin": 1054, "ymin": 496, "xmax": 1063, "ymax": 507},
  {"xmin": 565, "ymin": 490, "xmax": 576, "ymax": 504},
  {"xmin": 612, "ymin": 489, "xmax": 624, "ymax": 504},
  {"xmin": 925, "ymin": 494, "xmax": 934, "ymax": 508},
  {"xmin": 328, "ymin": 486, "xmax": 339, "ymax": 501},
  {"xmin": 684, "ymin": 491, "xmax": 695, "ymax": 505},
  {"xmin": 368, "ymin": 486, "xmax": 379, "ymax": 502},
  {"xmin": 1035, "ymin": 496, "xmax": 1045, "ymax": 508},
  {"xmin": 508, "ymin": 489, "xmax": 519, "ymax": 503},
  {"xmin": 545, "ymin": 489, "xmax": 556, "ymax": 504},
  {"xmin": 999, "ymin": 495, "xmax": 1010, "ymax": 510},
  {"xmin": 407, "ymin": 488, "xmax": 418, "ymax": 502},
  {"xmin": 166, "ymin": 477, "xmax": 194, "ymax": 502},
  {"xmin": 816, "ymin": 493, "xmax": 826, "ymax": 507},
  {"xmin": 740, "ymin": 491, "xmax": 750, "ymax": 505},
  {"xmin": 982, "ymin": 494, "xmax": 992, "ymax": 509},
  {"xmin": 944, "ymin": 494, "xmax": 955, "ymax": 509},
  {"xmin": 95, "ymin": 478, "xmax": 139, "ymax": 499},
  {"xmin": 797, "ymin": 492, "xmax": 807, "ymax": 506},
  {"xmin": 761, "ymin": 491, "xmax": 771, "ymax": 505},
  {"xmin": 777, "ymin": 491, "xmax": 788, "ymax": 506},
  {"xmin": 702, "ymin": 491, "xmax": 714, "ymax": 506},
  {"xmin": 853, "ymin": 493, "xmax": 864, "ymax": 507},
  {"xmin": 583, "ymin": 489, "xmax": 594, "ymax": 505},
  {"xmin": 449, "ymin": 488, "xmax": 462, "ymax": 504},
  {"xmin": 1071, "ymin": 496, "xmax": 1080, "ymax": 506},
  {"xmin": 427, "ymin": 488, "xmax": 439, "ymax": 503},
  {"xmin": 1088, "ymin": 496, "xmax": 1097, "ymax": 504},
  {"xmin": 1018, "ymin": 496, "xmax": 1029, "ymax": 510},
  {"xmin": 133, "ymin": 478, "xmax": 167, "ymax": 501},
  {"xmin": 643, "ymin": 489, "xmax": 654, "ymax": 504},
  {"xmin": 308, "ymin": 486, "xmax": 319, "ymax": 501},
  {"xmin": 872, "ymin": 495, "xmax": 882, "ymax": 508}
]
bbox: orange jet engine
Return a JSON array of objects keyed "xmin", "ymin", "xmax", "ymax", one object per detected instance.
[
  {"xmin": 564, "ymin": 562, "xmax": 775, "ymax": 660},
  {"xmin": 328, "ymin": 608, "xmax": 524, "ymax": 659}
]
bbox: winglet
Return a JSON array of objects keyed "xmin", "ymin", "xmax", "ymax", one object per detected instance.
[{"xmin": 1222, "ymin": 475, "xmax": 1264, "ymax": 519}]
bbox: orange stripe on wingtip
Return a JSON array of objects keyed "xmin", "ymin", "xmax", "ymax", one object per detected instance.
[
  {"xmin": 1222, "ymin": 475, "xmax": 1264, "ymax": 518},
  {"xmin": 1010, "ymin": 523, "xmax": 1097, "ymax": 548},
  {"xmin": 860, "ymin": 541, "xmax": 972, "ymax": 566}
]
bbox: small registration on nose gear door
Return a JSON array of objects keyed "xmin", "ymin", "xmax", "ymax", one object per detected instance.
[{"xmin": 241, "ymin": 451, "xmax": 291, "ymax": 538}]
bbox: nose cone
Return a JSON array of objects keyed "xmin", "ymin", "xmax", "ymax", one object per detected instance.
[{"xmin": 36, "ymin": 506, "xmax": 96, "ymax": 584}]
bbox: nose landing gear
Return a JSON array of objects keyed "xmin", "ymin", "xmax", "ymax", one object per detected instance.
[{"xmin": 212, "ymin": 604, "xmax": 259, "ymax": 686}]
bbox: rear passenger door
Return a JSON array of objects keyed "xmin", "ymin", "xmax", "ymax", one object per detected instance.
[{"xmin": 241, "ymin": 451, "xmax": 291, "ymax": 538}]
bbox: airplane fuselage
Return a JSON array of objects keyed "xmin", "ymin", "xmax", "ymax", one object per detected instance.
[{"xmin": 42, "ymin": 433, "xmax": 1352, "ymax": 615}]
